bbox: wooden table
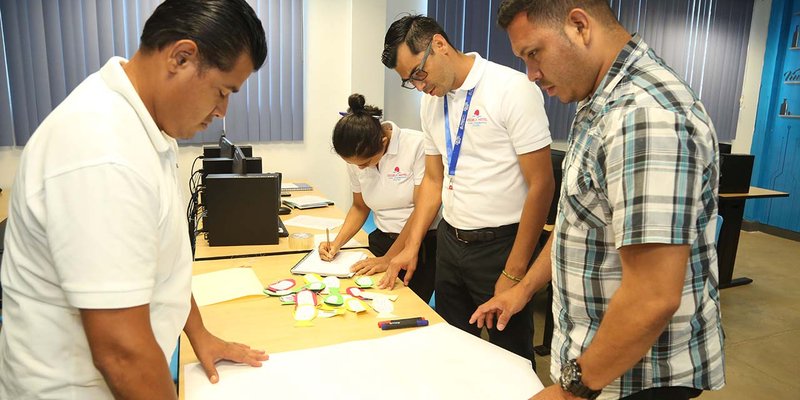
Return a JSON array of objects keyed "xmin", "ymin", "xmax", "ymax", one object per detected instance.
[
  {"xmin": 179, "ymin": 251, "xmax": 443, "ymax": 399},
  {"xmin": 718, "ymin": 186, "xmax": 790, "ymax": 288},
  {"xmin": 194, "ymin": 189, "xmax": 369, "ymax": 260},
  {"xmin": 0, "ymin": 187, "xmax": 9, "ymax": 222}
]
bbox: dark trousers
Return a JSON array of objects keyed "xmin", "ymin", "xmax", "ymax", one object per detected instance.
[
  {"xmin": 621, "ymin": 387, "xmax": 703, "ymax": 400},
  {"xmin": 435, "ymin": 219, "xmax": 537, "ymax": 369},
  {"xmin": 368, "ymin": 229, "xmax": 437, "ymax": 303}
]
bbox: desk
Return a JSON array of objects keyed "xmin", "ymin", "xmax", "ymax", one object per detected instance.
[
  {"xmin": 0, "ymin": 187, "xmax": 9, "ymax": 221},
  {"xmin": 194, "ymin": 189, "xmax": 369, "ymax": 260},
  {"xmin": 179, "ymin": 252, "xmax": 444, "ymax": 399},
  {"xmin": 718, "ymin": 186, "xmax": 789, "ymax": 288}
]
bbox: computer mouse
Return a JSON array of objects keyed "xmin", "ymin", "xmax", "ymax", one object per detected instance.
[{"xmin": 278, "ymin": 206, "xmax": 292, "ymax": 215}]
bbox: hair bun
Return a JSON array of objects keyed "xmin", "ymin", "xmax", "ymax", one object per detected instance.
[
  {"xmin": 348, "ymin": 94, "xmax": 366, "ymax": 113},
  {"xmin": 347, "ymin": 93, "xmax": 383, "ymax": 118}
]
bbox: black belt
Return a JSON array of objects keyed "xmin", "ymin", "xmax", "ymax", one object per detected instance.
[
  {"xmin": 377, "ymin": 230, "xmax": 436, "ymax": 241},
  {"xmin": 443, "ymin": 220, "xmax": 518, "ymax": 244}
]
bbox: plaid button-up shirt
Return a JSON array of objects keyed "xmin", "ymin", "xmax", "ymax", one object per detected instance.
[{"xmin": 550, "ymin": 35, "xmax": 725, "ymax": 398}]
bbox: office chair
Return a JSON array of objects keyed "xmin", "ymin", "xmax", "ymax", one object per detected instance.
[{"xmin": 170, "ymin": 340, "xmax": 179, "ymax": 386}]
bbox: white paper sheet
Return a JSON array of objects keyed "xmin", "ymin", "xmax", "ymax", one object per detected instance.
[
  {"xmin": 184, "ymin": 322, "xmax": 543, "ymax": 400},
  {"xmin": 289, "ymin": 249, "xmax": 366, "ymax": 278},
  {"xmin": 283, "ymin": 215, "xmax": 343, "ymax": 230},
  {"xmin": 313, "ymin": 234, "xmax": 361, "ymax": 248},
  {"xmin": 191, "ymin": 267, "xmax": 264, "ymax": 307}
]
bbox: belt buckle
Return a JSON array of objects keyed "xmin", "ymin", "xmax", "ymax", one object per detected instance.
[{"xmin": 454, "ymin": 228, "xmax": 470, "ymax": 244}]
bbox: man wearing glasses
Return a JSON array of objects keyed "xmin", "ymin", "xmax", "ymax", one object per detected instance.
[{"xmin": 377, "ymin": 14, "xmax": 553, "ymax": 369}]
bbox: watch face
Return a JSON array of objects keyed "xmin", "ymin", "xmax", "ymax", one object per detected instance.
[{"xmin": 561, "ymin": 361, "xmax": 580, "ymax": 387}]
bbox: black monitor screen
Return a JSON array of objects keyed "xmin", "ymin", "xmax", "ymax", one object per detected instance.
[
  {"xmin": 220, "ymin": 136, "xmax": 234, "ymax": 158},
  {"xmin": 232, "ymin": 146, "xmax": 246, "ymax": 175}
]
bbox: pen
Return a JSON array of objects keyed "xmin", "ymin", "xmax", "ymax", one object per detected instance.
[
  {"xmin": 326, "ymin": 227, "xmax": 330, "ymax": 246},
  {"xmin": 380, "ymin": 319, "xmax": 429, "ymax": 330}
]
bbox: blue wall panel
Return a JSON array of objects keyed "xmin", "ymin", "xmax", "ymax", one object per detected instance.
[{"xmin": 746, "ymin": 0, "xmax": 800, "ymax": 232}]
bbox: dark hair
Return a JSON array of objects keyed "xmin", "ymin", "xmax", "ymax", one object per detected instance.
[
  {"xmin": 332, "ymin": 94, "xmax": 385, "ymax": 159},
  {"xmin": 140, "ymin": 0, "xmax": 268, "ymax": 71},
  {"xmin": 497, "ymin": 0, "xmax": 617, "ymax": 30},
  {"xmin": 382, "ymin": 14, "xmax": 452, "ymax": 69}
]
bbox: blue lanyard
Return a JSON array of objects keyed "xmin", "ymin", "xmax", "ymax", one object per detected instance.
[{"xmin": 443, "ymin": 88, "xmax": 475, "ymax": 177}]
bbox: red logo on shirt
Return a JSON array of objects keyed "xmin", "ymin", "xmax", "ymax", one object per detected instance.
[
  {"xmin": 467, "ymin": 108, "xmax": 488, "ymax": 127},
  {"xmin": 387, "ymin": 166, "xmax": 410, "ymax": 182}
]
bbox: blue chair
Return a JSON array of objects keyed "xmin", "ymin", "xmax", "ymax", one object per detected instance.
[
  {"xmin": 169, "ymin": 340, "xmax": 179, "ymax": 384},
  {"xmin": 715, "ymin": 215, "xmax": 724, "ymax": 245},
  {"xmin": 362, "ymin": 211, "xmax": 377, "ymax": 234},
  {"xmin": 428, "ymin": 292, "xmax": 436, "ymax": 309}
]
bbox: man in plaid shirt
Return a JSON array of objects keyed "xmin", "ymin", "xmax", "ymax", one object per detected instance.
[{"xmin": 471, "ymin": 1, "xmax": 725, "ymax": 399}]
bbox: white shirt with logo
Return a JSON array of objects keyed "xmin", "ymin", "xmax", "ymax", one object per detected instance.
[
  {"xmin": 347, "ymin": 121, "xmax": 440, "ymax": 233},
  {"xmin": 0, "ymin": 57, "xmax": 192, "ymax": 399},
  {"xmin": 420, "ymin": 53, "xmax": 552, "ymax": 230}
]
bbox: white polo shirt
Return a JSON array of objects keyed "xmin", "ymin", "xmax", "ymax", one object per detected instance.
[
  {"xmin": 420, "ymin": 53, "xmax": 551, "ymax": 230},
  {"xmin": 348, "ymin": 121, "xmax": 440, "ymax": 233},
  {"xmin": 0, "ymin": 57, "xmax": 192, "ymax": 399}
]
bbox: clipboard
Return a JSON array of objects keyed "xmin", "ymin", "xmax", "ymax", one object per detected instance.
[{"xmin": 289, "ymin": 249, "xmax": 366, "ymax": 278}]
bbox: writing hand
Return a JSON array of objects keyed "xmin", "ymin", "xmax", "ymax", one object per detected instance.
[{"xmin": 318, "ymin": 241, "xmax": 339, "ymax": 261}]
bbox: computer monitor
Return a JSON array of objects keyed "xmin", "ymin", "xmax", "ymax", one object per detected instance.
[
  {"xmin": 219, "ymin": 135, "xmax": 235, "ymax": 158},
  {"xmin": 232, "ymin": 146, "xmax": 247, "ymax": 175}
]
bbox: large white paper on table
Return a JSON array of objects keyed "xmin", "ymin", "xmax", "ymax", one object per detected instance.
[
  {"xmin": 191, "ymin": 267, "xmax": 264, "ymax": 307},
  {"xmin": 289, "ymin": 249, "xmax": 366, "ymax": 278},
  {"xmin": 313, "ymin": 234, "xmax": 361, "ymax": 248},
  {"xmin": 283, "ymin": 215, "xmax": 343, "ymax": 230},
  {"xmin": 184, "ymin": 322, "xmax": 543, "ymax": 400}
]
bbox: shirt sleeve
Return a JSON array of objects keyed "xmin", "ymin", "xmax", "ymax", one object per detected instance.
[
  {"xmin": 347, "ymin": 164, "xmax": 362, "ymax": 193},
  {"xmin": 44, "ymin": 163, "xmax": 160, "ymax": 309},
  {"xmin": 501, "ymin": 74, "xmax": 552, "ymax": 154},
  {"xmin": 604, "ymin": 107, "xmax": 707, "ymax": 248}
]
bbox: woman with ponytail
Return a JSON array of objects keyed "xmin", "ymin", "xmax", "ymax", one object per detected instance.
[{"xmin": 319, "ymin": 93, "xmax": 438, "ymax": 303}]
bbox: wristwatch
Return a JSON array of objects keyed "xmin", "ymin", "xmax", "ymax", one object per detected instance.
[{"xmin": 560, "ymin": 359, "xmax": 602, "ymax": 399}]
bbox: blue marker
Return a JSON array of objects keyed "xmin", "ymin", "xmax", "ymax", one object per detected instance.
[{"xmin": 380, "ymin": 318, "xmax": 429, "ymax": 330}]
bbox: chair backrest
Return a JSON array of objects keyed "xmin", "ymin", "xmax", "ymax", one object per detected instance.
[{"xmin": 547, "ymin": 150, "xmax": 566, "ymax": 225}]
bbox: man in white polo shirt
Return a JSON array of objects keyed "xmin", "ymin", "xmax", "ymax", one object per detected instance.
[
  {"xmin": 0, "ymin": 1, "xmax": 268, "ymax": 398},
  {"xmin": 378, "ymin": 15, "xmax": 554, "ymax": 368}
]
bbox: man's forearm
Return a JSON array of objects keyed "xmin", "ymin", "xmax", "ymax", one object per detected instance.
[
  {"xmin": 518, "ymin": 233, "xmax": 554, "ymax": 299},
  {"xmin": 98, "ymin": 343, "xmax": 177, "ymax": 400},
  {"xmin": 385, "ymin": 178, "xmax": 442, "ymax": 259},
  {"xmin": 183, "ymin": 296, "xmax": 209, "ymax": 342},
  {"xmin": 81, "ymin": 305, "xmax": 177, "ymax": 400},
  {"xmin": 504, "ymin": 183, "xmax": 552, "ymax": 276}
]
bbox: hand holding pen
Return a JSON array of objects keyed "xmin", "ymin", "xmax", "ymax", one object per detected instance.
[{"xmin": 319, "ymin": 228, "xmax": 339, "ymax": 261}]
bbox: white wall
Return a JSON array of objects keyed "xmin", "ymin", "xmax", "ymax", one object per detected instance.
[
  {"xmin": 383, "ymin": 0, "xmax": 428, "ymax": 130},
  {"xmin": 732, "ymin": 0, "xmax": 772, "ymax": 154}
]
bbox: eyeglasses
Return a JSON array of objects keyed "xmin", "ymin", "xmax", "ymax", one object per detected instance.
[{"xmin": 401, "ymin": 40, "xmax": 433, "ymax": 89}]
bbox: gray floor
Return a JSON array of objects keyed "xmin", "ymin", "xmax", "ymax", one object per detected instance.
[{"xmin": 531, "ymin": 230, "xmax": 800, "ymax": 398}]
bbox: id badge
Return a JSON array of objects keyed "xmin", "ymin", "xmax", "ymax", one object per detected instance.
[{"xmin": 444, "ymin": 176, "xmax": 455, "ymax": 213}]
